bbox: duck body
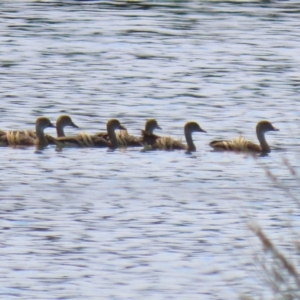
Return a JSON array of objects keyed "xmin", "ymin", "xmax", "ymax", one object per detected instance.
[
  {"xmin": 1, "ymin": 115, "xmax": 78, "ymax": 146},
  {"xmin": 0, "ymin": 130, "xmax": 11, "ymax": 146},
  {"xmin": 149, "ymin": 136, "xmax": 187, "ymax": 151},
  {"xmin": 95, "ymin": 123, "xmax": 144, "ymax": 148},
  {"xmin": 209, "ymin": 120, "xmax": 279, "ymax": 154},
  {"xmin": 95, "ymin": 131, "xmax": 142, "ymax": 147},
  {"xmin": 54, "ymin": 119, "xmax": 125, "ymax": 149},
  {"xmin": 5, "ymin": 130, "xmax": 39, "ymax": 146},
  {"xmin": 114, "ymin": 130, "xmax": 142, "ymax": 147},
  {"xmin": 0, "ymin": 130, "xmax": 36, "ymax": 146},
  {"xmin": 1, "ymin": 117, "xmax": 55, "ymax": 147},
  {"xmin": 52, "ymin": 133, "xmax": 109, "ymax": 148},
  {"xmin": 210, "ymin": 136, "xmax": 262, "ymax": 152},
  {"xmin": 141, "ymin": 119, "xmax": 162, "ymax": 145},
  {"xmin": 146, "ymin": 121, "xmax": 206, "ymax": 152},
  {"xmin": 141, "ymin": 131, "xmax": 160, "ymax": 146}
]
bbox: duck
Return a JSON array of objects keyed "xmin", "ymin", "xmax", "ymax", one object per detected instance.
[
  {"xmin": 0, "ymin": 117, "xmax": 56, "ymax": 147},
  {"xmin": 145, "ymin": 121, "xmax": 206, "ymax": 152},
  {"xmin": 1, "ymin": 115, "xmax": 79, "ymax": 144},
  {"xmin": 95, "ymin": 120, "xmax": 144, "ymax": 147},
  {"xmin": 209, "ymin": 120, "xmax": 279, "ymax": 153},
  {"xmin": 53, "ymin": 119, "xmax": 126, "ymax": 149},
  {"xmin": 45, "ymin": 115, "xmax": 79, "ymax": 145},
  {"xmin": 141, "ymin": 119, "xmax": 162, "ymax": 145},
  {"xmin": 54, "ymin": 115, "xmax": 79, "ymax": 137},
  {"xmin": 114, "ymin": 128, "xmax": 142, "ymax": 147},
  {"xmin": 99, "ymin": 119, "xmax": 162, "ymax": 147}
]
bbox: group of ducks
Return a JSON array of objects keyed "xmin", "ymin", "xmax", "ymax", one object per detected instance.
[{"xmin": 0, "ymin": 115, "xmax": 279, "ymax": 154}]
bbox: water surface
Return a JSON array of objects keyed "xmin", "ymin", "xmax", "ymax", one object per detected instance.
[{"xmin": 0, "ymin": 0, "xmax": 300, "ymax": 299}]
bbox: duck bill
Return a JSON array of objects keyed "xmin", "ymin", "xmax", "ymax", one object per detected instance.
[
  {"xmin": 157, "ymin": 125, "xmax": 162, "ymax": 130},
  {"xmin": 199, "ymin": 128, "xmax": 207, "ymax": 133},
  {"xmin": 119, "ymin": 125, "xmax": 127, "ymax": 130},
  {"xmin": 49, "ymin": 122, "xmax": 56, "ymax": 128},
  {"xmin": 273, "ymin": 127, "xmax": 279, "ymax": 131},
  {"xmin": 71, "ymin": 122, "xmax": 79, "ymax": 129}
]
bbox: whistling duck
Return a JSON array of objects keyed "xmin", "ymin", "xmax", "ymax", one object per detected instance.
[
  {"xmin": 209, "ymin": 120, "xmax": 279, "ymax": 153},
  {"xmin": 95, "ymin": 120, "xmax": 145, "ymax": 147},
  {"xmin": 44, "ymin": 115, "xmax": 79, "ymax": 144},
  {"xmin": 141, "ymin": 119, "xmax": 162, "ymax": 145},
  {"xmin": 0, "ymin": 117, "xmax": 55, "ymax": 147},
  {"xmin": 146, "ymin": 121, "xmax": 206, "ymax": 152},
  {"xmin": 55, "ymin": 115, "xmax": 79, "ymax": 137},
  {"xmin": 53, "ymin": 119, "xmax": 126, "ymax": 149}
]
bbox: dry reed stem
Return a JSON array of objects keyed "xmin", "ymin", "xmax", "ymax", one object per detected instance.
[
  {"xmin": 244, "ymin": 157, "xmax": 300, "ymax": 300},
  {"xmin": 249, "ymin": 224, "xmax": 300, "ymax": 299}
]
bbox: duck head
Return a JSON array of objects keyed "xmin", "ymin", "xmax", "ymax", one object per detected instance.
[
  {"xmin": 36, "ymin": 117, "xmax": 56, "ymax": 130},
  {"xmin": 57, "ymin": 115, "xmax": 79, "ymax": 129},
  {"xmin": 107, "ymin": 119, "xmax": 126, "ymax": 131},
  {"xmin": 145, "ymin": 119, "xmax": 162, "ymax": 134},
  {"xmin": 184, "ymin": 121, "xmax": 206, "ymax": 134},
  {"xmin": 256, "ymin": 120, "xmax": 279, "ymax": 133}
]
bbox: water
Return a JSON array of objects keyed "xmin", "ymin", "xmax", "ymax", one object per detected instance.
[{"xmin": 0, "ymin": 0, "xmax": 300, "ymax": 299}]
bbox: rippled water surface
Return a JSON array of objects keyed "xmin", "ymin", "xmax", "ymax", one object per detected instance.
[{"xmin": 1, "ymin": 0, "xmax": 300, "ymax": 299}]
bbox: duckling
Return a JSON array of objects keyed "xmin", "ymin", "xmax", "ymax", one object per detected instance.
[
  {"xmin": 146, "ymin": 121, "xmax": 206, "ymax": 152},
  {"xmin": 53, "ymin": 119, "xmax": 126, "ymax": 149},
  {"xmin": 141, "ymin": 119, "xmax": 162, "ymax": 145},
  {"xmin": 209, "ymin": 120, "xmax": 279, "ymax": 153},
  {"xmin": 0, "ymin": 117, "xmax": 55, "ymax": 147}
]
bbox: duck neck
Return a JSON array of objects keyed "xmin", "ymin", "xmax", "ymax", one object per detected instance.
[
  {"xmin": 256, "ymin": 129, "xmax": 270, "ymax": 153},
  {"xmin": 145, "ymin": 126, "xmax": 152, "ymax": 135},
  {"xmin": 108, "ymin": 127, "xmax": 118, "ymax": 148},
  {"xmin": 184, "ymin": 128, "xmax": 196, "ymax": 152},
  {"xmin": 148, "ymin": 126, "xmax": 155, "ymax": 135},
  {"xmin": 56, "ymin": 125, "xmax": 65, "ymax": 137},
  {"xmin": 36, "ymin": 126, "xmax": 48, "ymax": 146}
]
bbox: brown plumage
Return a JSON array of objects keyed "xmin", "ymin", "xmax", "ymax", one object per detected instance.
[
  {"xmin": 45, "ymin": 115, "xmax": 79, "ymax": 144},
  {"xmin": 209, "ymin": 120, "xmax": 279, "ymax": 153},
  {"xmin": 146, "ymin": 121, "xmax": 206, "ymax": 152},
  {"xmin": 54, "ymin": 115, "xmax": 79, "ymax": 137},
  {"xmin": 0, "ymin": 130, "xmax": 9, "ymax": 146},
  {"xmin": 53, "ymin": 119, "xmax": 126, "ymax": 149},
  {"xmin": 1, "ymin": 115, "xmax": 79, "ymax": 145},
  {"xmin": 95, "ymin": 121, "xmax": 145, "ymax": 147},
  {"xmin": 0, "ymin": 117, "xmax": 55, "ymax": 147},
  {"xmin": 114, "ymin": 130, "xmax": 142, "ymax": 147},
  {"xmin": 95, "ymin": 118, "xmax": 162, "ymax": 147},
  {"xmin": 141, "ymin": 119, "xmax": 162, "ymax": 145},
  {"xmin": 50, "ymin": 132, "xmax": 109, "ymax": 148},
  {"xmin": 0, "ymin": 130, "xmax": 36, "ymax": 146}
]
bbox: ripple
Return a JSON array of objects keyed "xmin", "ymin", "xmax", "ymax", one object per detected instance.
[{"xmin": 0, "ymin": 1, "xmax": 299, "ymax": 299}]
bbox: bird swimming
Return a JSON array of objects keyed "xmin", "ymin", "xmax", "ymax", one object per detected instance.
[{"xmin": 209, "ymin": 120, "xmax": 279, "ymax": 154}]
